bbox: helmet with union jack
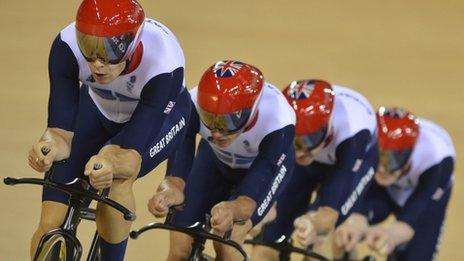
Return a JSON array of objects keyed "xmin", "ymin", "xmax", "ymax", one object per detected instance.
[
  {"xmin": 376, "ymin": 107, "xmax": 419, "ymax": 172},
  {"xmin": 197, "ymin": 60, "xmax": 264, "ymax": 134},
  {"xmin": 283, "ymin": 79, "xmax": 335, "ymax": 151},
  {"xmin": 75, "ymin": 0, "xmax": 145, "ymax": 64}
]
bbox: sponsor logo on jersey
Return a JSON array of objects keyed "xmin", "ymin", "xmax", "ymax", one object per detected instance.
[
  {"xmin": 277, "ymin": 153, "xmax": 286, "ymax": 166},
  {"xmin": 164, "ymin": 101, "xmax": 176, "ymax": 114},
  {"xmin": 352, "ymin": 159, "xmax": 363, "ymax": 172},
  {"xmin": 127, "ymin": 75, "xmax": 136, "ymax": 93},
  {"xmin": 146, "ymin": 19, "xmax": 170, "ymax": 35},
  {"xmin": 214, "ymin": 61, "xmax": 243, "ymax": 77},
  {"xmin": 338, "ymin": 91, "xmax": 374, "ymax": 115},
  {"xmin": 432, "ymin": 187, "xmax": 444, "ymax": 201},
  {"xmin": 243, "ymin": 139, "xmax": 253, "ymax": 153}
]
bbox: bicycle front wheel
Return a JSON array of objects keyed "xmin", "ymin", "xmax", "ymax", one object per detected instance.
[{"xmin": 35, "ymin": 234, "xmax": 67, "ymax": 261}]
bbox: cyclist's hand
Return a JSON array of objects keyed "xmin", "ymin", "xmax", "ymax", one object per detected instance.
[
  {"xmin": 84, "ymin": 155, "xmax": 114, "ymax": 190},
  {"xmin": 28, "ymin": 141, "xmax": 57, "ymax": 172},
  {"xmin": 366, "ymin": 225, "xmax": 395, "ymax": 256},
  {"xmin": 292, "ymin": 214, "xmax": 317, "ymax": 247},
  {"xmin": 147, "ymin": 176, "xmax": 185, "ymax": 218},
  {"xmin": 147, "ymin": 192, "xmax": 171, "ymax": 218},
  {"xmin": 148, "ymin": 178, "xmax": 185, "ymax": 218},
  {"xmin": 211, "ymin": 201, "xmax": 234, "ymax": 235},
  {"xmin": 334, "ymin": 213, "xmax": 368, "ymax": 252},
  {"xmin": 366, "ymin": 221, "xmax": 413, "ymax": 256}
]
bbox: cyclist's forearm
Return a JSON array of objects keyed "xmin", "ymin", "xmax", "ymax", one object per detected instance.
[
  {"xmin": 229, "ymin": 196, "xmax": 256, "ymax": 221},
  {"xmin": 310, "ymin": 206, "xmax": 339, "ymax": 235},
  {"xmin": 158, "ymin": 176, "xmax": 186, "ymax": 192},
  {"xmin": 388, "ymin": 221, "xmax": 415, "ymax": 247},
  {"xmin": 98, "ymin": 145, "xmax": 142, "ymax": 179}
]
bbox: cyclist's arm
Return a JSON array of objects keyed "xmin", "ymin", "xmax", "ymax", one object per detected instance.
[
  {"xmin": 145, "ymin": 106, "xmax": 200, "ymax": 192},
  {"xmin": 99, "ymin": 69, "xmax": 184, "ymax": 178},
  {"xmin": 231, "ymin": 124, "xmax": 295, "ymax": 220},
  {"xmin": 316, "ymin": 130, "xmax": 373, "ymax": 223},
  {"xmin": 350, "ymin": 179, "xmax": 381, "ymax": 218},
  {"xmin": 47, "ymin": 34, "xmax": 80, "ymax": 132},
  {"xmin": 146, "ymin": 108, "xmax": 200, "ymax": 215},
  {"xmin": 165, "ymin": 106, "xmax": 200, "ymax": 181},
  {"xmin": 395, "ymin": 157, "xmax": 453, "ymax": 230},
  {"xmin": 41, "ymin": 34, "xmax": 80, "ymax": 159},
  {"xmin": 93, "ymin": 145, "xmax": 142, "ymax": 179},
  {"xmin": 109, "ymin": 68, "xmax": 184, "ymax": 157}
]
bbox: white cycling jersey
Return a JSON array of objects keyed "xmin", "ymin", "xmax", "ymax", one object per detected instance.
[
  {"xmin": 59, "ymin": 18, "xmax": 185, "ymax": 123},
  {"xmin": 190, "ymin": 83, "xmax": 296, "ymax": 169}
]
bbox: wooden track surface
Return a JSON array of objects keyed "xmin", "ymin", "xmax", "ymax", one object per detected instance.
[{"xmin": 0, "ymin": 1, "xmax": 462, "ymax": 259}]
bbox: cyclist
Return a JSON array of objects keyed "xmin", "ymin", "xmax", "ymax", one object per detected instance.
[
  {"xmin": 252, "ymin": 80, "xmax": 378, "ymax": 260},
  {"xmin": 27, "ymin": 0, "xmax": 191, "ymax": 260},
  {"xmin": 335, "ymin": 107, "xmax": 455, "ymax": 260},
  {"xmin": 148, "ymin": 60, "xmax": 296, "ymax": 260}
]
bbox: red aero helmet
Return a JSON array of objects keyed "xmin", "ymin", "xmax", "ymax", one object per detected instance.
[
  {"xmin": 376, "ymin": 107, "xmax": 419, "ymax": 151},
  {"xmin": 75, "ymin": 0, "xmax": 145, "ymax": 64},
  {"xmin": 283, "ymin": 79, "xmax": 335, "ymax": 136},
  {"xmin": 197, "ymin": 60, "xmax": 264, "ymax": 134}
]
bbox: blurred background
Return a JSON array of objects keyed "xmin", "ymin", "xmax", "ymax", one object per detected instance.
[{"xmin": 1, "ymin": 0, "xmax": 462, "ymax": 259}]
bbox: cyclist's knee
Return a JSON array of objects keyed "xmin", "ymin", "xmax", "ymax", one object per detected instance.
[
  {"xmin": 37, "ymin": 201, "xmax": 68, "ymax": 232},
  {"xmin": 251, "ymin": 245, "xmax": 279, "ymax": 261},
  {"xmin": 168, "ymin": 232, "xmax": 192, "ymax": 260},
  {"xmin": 167, "ymin": 244, "xmax": 191, "ymax": 260},
  {"xmin": 109, "ymin": 177, "xmax": 136, "ymax": 196},
  {"xmin": 231, "ymin": 220, "xmax": 252, "ymax": 242}
]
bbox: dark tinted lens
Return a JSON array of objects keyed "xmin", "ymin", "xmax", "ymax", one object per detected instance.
[
  {"xmin": 76, "ymin": 30, "xmax": 135, "ymax": 64},
  {"xmin": 295, "ymin": 126, "xmax": 328, "ymax": 151},
  {"xmin": 198, "ymin": 107, "xmax": 252, "ymax": 134},
  {"xmin": 380, "ymin": 149, "xmax": 412, "ymax": 173},
  {"xmin": 104, "ymin": 34, "xmax": 134, "ymax": 64}
]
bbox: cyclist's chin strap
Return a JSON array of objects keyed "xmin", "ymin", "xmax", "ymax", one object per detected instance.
[
  {"xmin": 122, "ymin": 42, "xmax": 144, "ymax": 75},
  {"xmin": 243, "ymin": 110, "xmax": 259, "ymax": 133}
]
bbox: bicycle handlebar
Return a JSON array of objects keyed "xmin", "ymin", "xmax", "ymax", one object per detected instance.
[
  {"xmin": 244, "ymin": 238, "xmax": 330, "ymax": 261},
  {"xmin": 336, "ymin": 252, "xmax": 376, "ymax": 261},
  {"xmin": 130, "ymin": 205, "xmax": 249, "ymax": 260},
  {"xmin": 4, "ymin": 161, "xmax": 135, "ymax": 221},
  {"xmin": 130, "ymin": 222, "xmax": 248, "ymax": 260}
]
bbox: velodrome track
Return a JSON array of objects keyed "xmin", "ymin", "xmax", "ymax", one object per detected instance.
[{"xmin": 1, "ymin": 1, "xmax": 462, "ymax": 259}]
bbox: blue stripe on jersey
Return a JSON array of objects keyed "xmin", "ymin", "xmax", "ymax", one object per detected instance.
[
  {"xmin": 236, "ymin": 158, "xmax": 254, "ymax": 165},
  {"xmin": 235, "ymin": 154, "xmax": 256, "ymax": 160},
  {"xmin": 89, "ymin": 86, "xmax": 116, "ymax": 100},
  {"xmin": 115, "ymin": 92, "xmax": 139, "ymax": 102},
  {"xmin": 218, "ymin": 149, "xmax": 232, "ymax": 156},
  {"xmin": 89, "ymin": 86, "xmax": 140, "ymax": 102},
  {"xmin": 215, "ymin": 151, "xmax": 233, "ymax": 163}
]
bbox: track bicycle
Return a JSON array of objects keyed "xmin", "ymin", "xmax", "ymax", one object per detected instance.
[{"xmin": 4, "ymin": 158, "xmax": 135, "ymax": 261}]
